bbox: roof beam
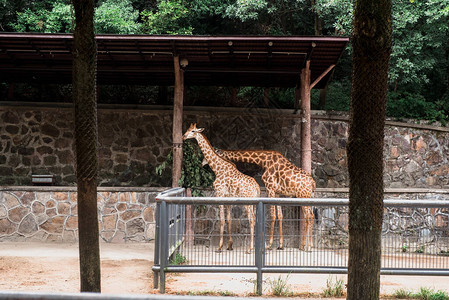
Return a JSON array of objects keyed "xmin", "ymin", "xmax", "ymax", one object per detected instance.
[{"xmin": 310, "ymin": 64, "xmax": 335, "ymax": 90}]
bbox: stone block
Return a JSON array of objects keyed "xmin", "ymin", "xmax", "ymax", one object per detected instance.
[
  {"xmin": 36, "ymin": 192, "xmax": 52, "ymax": 203},
  {"xmin": 111, "ymin": 231, "xmax": 126, "ymax": 243},
  {"xmin": 0, "ymin": 218, "xmax": 16, "ymax": 235},
  {"xmin": 57, "ymin": 202, "xmax": 70, "ymax": 215},
  {"xmin": 120, "ymin": 210, "xmax": 141, "ymax": 222},
  {"xmin": 32, "ymin": 202, "xmax": 45, "ymax": 214},
  {"xmin": 20, "ymin": 192, "xmax": 35, "ymax": 206},
  {"xmin": 107, "ymin": 193, "xmax": 118, "ymax": 204},
  {"xmin": 18, "ymin": 214, "xmax": 38, "ymax": 236},
  {"xmin": 66, "ymin": 216, "xmax": 78, "ymax": 230},
  {"xmin": 40, "ymin": 216, "xmax": 66, "ymax": 234},
  {"xmin": 41, "ymin": 123, "xmax": 60, "ymax": 137},
  {"xmin": 143, "ymin": 207, "xmax": 154, "ymax": 222},
  {"xmin": 119, "ymin": 192, "xmax": 129, "ymax": 203},
  {"xmin": 3, "ymin": 193, "xmax": 20, "ymax": 208},
  {"xmin": 102, "ymin": 214, "xmax": 118, "ymax": 231},
  {"xmin": 116, "ymin": 203, "xmax": 127, "ymax": 212},
  {"xmin": 0, "ymin": 205, "xmax": 6, "ymax": 218},
  {"xmin": 53, "ymin": 192, "xmax": 68, "ymax": 202},
  {"xmin": 8, "ymin": 206, "xmax": 30, "ymax": 223},
  {"xmin": 145, "ymin": 223, "xmax": 156, "ymax": 240},
  {"xmin": 126, "ymin": 218, "xmax": 145, "ymax": 236}
]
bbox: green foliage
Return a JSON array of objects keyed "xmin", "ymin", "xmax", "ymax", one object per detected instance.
[
  {"xmin": 394, "ymin": 288, "xmax": 414, "ymax": 298},
  {"xmin": 95, "ymin": 0, "xmax": 140, "ymax": 34},
  {"xmin": 267, "ymin": 274, "xmax": 293, "ymax": 297},
  {"xmin": 169, "ymin": 252, "xmax": 187, "ymax": 265},
  {"xmin": 140, "ymin": 0, "xmax": 193, "ymax": 35},
  {"xmin": 224, "ymin": 0, "xmax": 268, "ymax": 22},
  {"xmin": 313, "ymin": 0, "xmax": 449, "ymax": 93},
  {"xmin": 394, "ymin": 287, "xmax": 449, "ymax": 300},
  {"xmin": 13, "ymin": 0, "xmax": 73, "ymax": 33},
  {"xmin": 322, "ymin": 276, "xmax": 345, "ymax": 298},
  {"xmin": 416, "ymin": 287, "xmax": 441, "ymax": 300},
  {"xmin": 156, "ymin": 140, "xmax": 215, "ymax": 196},
  {"xmin": 311, "ymin": 80, "xmax": 351, "ymax": 111},
  {"xmin": 387, "ymin": 92, "xmax": 448, "ymax": 124},
  {"xmin": 10, "ymin": 0, "xmax": 140, "ymax": 34},
  {"xmin": 179, "ymin": 140, "xmax": 215, "ymax": 196}
]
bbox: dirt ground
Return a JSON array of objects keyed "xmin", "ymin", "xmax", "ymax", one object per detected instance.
[
  {"xmin": 0, "ymin": 242, "xmax": 154, "ymax": 295},
  {"xmin": 0, "ymin": 242, "xmax": 448, "ymax": 299}
]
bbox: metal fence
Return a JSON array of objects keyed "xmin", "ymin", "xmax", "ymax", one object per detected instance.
[{"xmin": 152, "ymin": 188, "xmax": 449, "ymax": 294}]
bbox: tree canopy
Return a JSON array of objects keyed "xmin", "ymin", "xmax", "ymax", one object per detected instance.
[{"xmin": 1, "ymin": 0, "xmax": 448, "ymax": 123}]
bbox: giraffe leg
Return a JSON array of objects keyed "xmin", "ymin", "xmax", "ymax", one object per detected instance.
[
  {"xmin": 276, "ymin": 205, "xmax": 284, "ymax": 250},
  {"xmin": 217, "ymin": 205, "xmax": 224, "ymax": 253},
  {"xmin": 299, "ymin": 206, "xmax": 306, "ymax": 251},
  {"xmin": 226, "ymin": 205, "xmax": 233, "ymax": 250},
  {"xmin": 299, "ymin": 206, "xmax": 314, "ymax": 252},
  {"xmin": 266, "ymin": 205, "xmax": 276, "ymax": 250},
  {"xmin": 306, "ymin": 206, "xmax": 314, "ymax": 251},
  {"xmin": 246, "ymin": 205, "xmax": 255, "ymax": 254}
]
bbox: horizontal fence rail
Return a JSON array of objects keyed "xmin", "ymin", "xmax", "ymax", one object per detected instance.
[{"xmin": 153, "ymin": 188, "xmax": 449, "ymax": 294}]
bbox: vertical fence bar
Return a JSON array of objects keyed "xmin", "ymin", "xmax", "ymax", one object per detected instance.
[
  {"xmin": 255, "ymin": 201, "xmax": 265, "ymax": 295},
  {"xmin": 153, "ymin": 202, "xmax": 161, "ymax": 289},
  {"xmin": 159, "ymin": 200, "xmax": 169, "ymax": 294}
]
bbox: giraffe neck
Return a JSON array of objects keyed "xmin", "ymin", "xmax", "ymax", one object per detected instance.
[
  {"xmin": 195, "ymin": 133, "xmax": 234, "ymax": 174},
  {"xmin": 220, "ymin": 150, "xmax": 272, "ymax": 169}
]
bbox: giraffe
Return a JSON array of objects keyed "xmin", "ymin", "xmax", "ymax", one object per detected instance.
[
  {"xmin": 182, "ymin": 124, "xmax": 260, "ymax": 254},
  {"xmin": 214, "ymin": 149, "xmax": 315, "ymax": 251}
]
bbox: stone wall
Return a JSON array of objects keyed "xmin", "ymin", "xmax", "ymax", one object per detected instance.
[
  {"xmin": 1, "ymin": 186, "xmax": 448, "ymax": 244},
  {"xmin": 0, "ymin": 104, "xmax": 448, "ymax": 188},
  {"xmin": 0, "ymin": 187, "xmax": 161, "ymax": 243}
]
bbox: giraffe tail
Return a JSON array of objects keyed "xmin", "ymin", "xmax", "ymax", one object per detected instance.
[{"xmin": 312, "ymin": 180, "xmax": 319, "ymax": 220}]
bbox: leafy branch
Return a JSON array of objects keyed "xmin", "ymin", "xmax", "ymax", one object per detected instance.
[{"xmin": 156, "ymin": 140, "xmax": 215, "ymax": 196}]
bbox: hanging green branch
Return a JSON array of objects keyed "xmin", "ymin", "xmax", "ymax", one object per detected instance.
[{"xmin": 156, "ymin": 139, "xmax": 215, "ymax": 196}]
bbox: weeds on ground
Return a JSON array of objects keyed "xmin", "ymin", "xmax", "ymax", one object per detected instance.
[
  {"xmin": 187, "ymin": 290, "xmax": 236, "ymax": 296},
  {"xmin": 393, "ymin": 287, "xmax": 449, "ymax": 300},
  {"xmin": 169, "ymin": 253, "xmax": 187, "ymax": 265},
  {"xmin": 322, "ymin": 275, "xmax": 345, "ymax": 298},
  {"xmin": 267, "ymin": 274, "xmax": 293, "ymax": 297},
  {"xmin": 394, "ymin": 288, "xmax": 414, "ymax": 298}
]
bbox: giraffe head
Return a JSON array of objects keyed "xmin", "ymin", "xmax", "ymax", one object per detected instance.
[{"xmin": 183, "ymin": 123, "xmax": 204, "ymax": 141}]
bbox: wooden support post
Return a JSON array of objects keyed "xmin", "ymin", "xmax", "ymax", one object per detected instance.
[
  {"xmin": 300, "ymin": 60, "xmax": 312, "ymax": 174},
  {"xmin": 172, "ymin": 56, "xmax": 184, "ymax": 187},
  {"xmin": 7, "ymin": 83, "xmax": 14, "ymax": 100},
  {"xmin": 264, "ymin": 88, "xmax": 269, "ymax": 107},
  {"xmin": 231, "ymin": 87, "xmax": 238, "ymax": 106}
]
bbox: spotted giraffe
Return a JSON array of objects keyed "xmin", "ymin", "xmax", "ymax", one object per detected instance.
[
  {"xmin": 183, "ymin": 124, "xmax": 260, "ymax": 253},
  {"xmin": 215, "ymin": 149, "xmax": 316, "ymax": 251}
]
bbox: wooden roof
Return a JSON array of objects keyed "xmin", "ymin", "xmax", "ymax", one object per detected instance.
[{"xmin": 0, "ymin": 33, "xmax": 348, "ymax": 88}]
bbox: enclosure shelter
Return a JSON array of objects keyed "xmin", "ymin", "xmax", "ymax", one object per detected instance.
[{"xmin": 0, "ymin": 33, "xmax": 349, "ymax": 184}]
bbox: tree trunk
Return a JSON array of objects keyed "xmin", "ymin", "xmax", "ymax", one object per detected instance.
[
  {"xmin": 72, "ymin": 0, "xmax": 101, "ymax": 293},
  {"xmin": 347, "ymin": 0, "xmax": 392, "ymax": 299}
]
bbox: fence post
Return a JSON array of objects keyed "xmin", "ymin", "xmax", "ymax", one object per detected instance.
[
  {"xmin": 255, "ymin": 201, "xmax": 265, "ymax": 295},
  {"xmin": 153, "ymin": 202, "xmax": 161, "ymax": 289},
  {"xmin": 159, "ymin": 201, "xmax": 169, "ymax": 294}
]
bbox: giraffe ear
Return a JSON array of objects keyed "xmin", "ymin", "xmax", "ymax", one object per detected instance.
[{"xmin": 197, "ymin": 127, "xmax": 204, "ymax": 133}]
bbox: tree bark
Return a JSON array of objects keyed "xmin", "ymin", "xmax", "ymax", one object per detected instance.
[
  {"xmin": 347, "ymin": 0, "xmax": 392, "ymax": 299},
  {"xmin": 72, "ymin": 0, "xmax": 101, "ymax": 293}
]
